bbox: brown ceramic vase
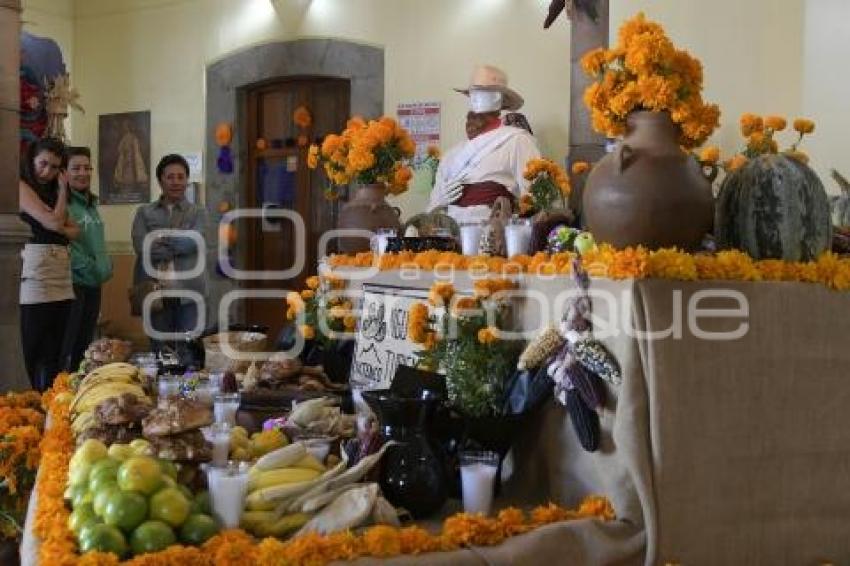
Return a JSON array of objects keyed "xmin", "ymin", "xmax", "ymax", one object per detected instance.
[
  {"xmin": 582, "ymin": 111, "xmax": 715, "ymax": 251},
  {"xmin": 337, "ymin": 184, "xmax": 402, "ymax": 253}
]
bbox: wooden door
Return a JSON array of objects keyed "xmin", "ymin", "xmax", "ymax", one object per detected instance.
[{"xmin": 242, "ymin": 77, "xmax": 350, "ymax": 341}]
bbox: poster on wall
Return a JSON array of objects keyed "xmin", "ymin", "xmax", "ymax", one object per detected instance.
[
  {"xmin": 350, "ymin": 284, "xmax": 429, "ymax": 391},
  {"xmin": 98, "ymin": 111, "xmax": 151, "ymax": 204},
  {"xmin": 397, "ymin": 101, "xmax": 441, "ymax": 162}
]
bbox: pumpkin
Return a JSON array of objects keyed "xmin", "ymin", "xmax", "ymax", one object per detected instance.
[
  {"xmin": 830, "ymin": 169, "xmax": 850, "ymax": 228},
  {"xmin": 716, "ymin": 154, "xmax": 831, "ymax": 261}
]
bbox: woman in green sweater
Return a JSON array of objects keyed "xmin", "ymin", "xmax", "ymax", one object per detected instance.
[{"xmin": 62, "ymin": 146, "xmax": 113, "ymax": 370}]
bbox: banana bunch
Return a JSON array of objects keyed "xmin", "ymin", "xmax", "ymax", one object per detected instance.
[
  {"xmin": 70, "ymin": 363, "xmax": 151, "ymax": 435},
  {"xmin": 244, "ymin": 443, "xmax": 327, "ymax": 512}
]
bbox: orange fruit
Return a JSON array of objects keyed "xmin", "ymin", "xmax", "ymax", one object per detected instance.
[
  {"xmin": 179, "ymin": 513, "xmax": 219, "ymax": 545},
  {"xmin": 78, "ymin": 523, "xmax": 128, "ymax": 558}
]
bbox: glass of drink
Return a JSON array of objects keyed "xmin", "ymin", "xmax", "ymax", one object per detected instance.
[
  {"xmin": 205, "ymin": 461, "xmax": 250, "ymax": 528},
  {"xmin": 370, "ymin": 228, "xmax": 397, "ymax": 256},
  {"xmin": 459, "ymin": 450, "xmax": 500, "ymax": 515},
  {"xmin": 504, "ymin": 217, "xmax": 532, "ymax": 257},
  {"xmin": 460, "ymin": 222, "xmax": 484, "ymax": 256},
  {"xmin": 202, "ymin": 422, "xmax": 232, "ymax": 467},
  {"xmin": 213, "ymin": 392, "xmax": 241, "ymax": 426}
]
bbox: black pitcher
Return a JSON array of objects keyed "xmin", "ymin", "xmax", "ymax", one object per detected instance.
[{"xmin": 362, "ymin": 388, "xmax": 447, "ymax": 518}]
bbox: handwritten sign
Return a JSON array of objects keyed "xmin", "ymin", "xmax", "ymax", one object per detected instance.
[
  {"xmin": 397, "ymin": 101, "xmax": 441, "ymax": 162},
  {"xmin": 350, "ymin": 284, "xmax": 429, "ymax": 391}
]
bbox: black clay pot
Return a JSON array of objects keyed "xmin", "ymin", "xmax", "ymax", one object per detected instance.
[{"xmin": 362, "ymin": 389, "xmax": 447, "ymax": 518}]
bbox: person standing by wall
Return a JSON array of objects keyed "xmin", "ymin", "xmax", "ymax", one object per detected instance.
[
  {"xmin": 18, "ymin": 137, "xmax": 79, "ymax": 391},
  {"xmin": 131, "ymin": 154, "xmax": 207, "ymax": 364},
  {"xmin": 62, "ymin": 146, "xmax": 113, "ymax": 370}
]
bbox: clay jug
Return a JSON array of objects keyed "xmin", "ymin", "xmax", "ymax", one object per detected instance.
[
  {"xmin": 337, "ymin": 184, "xmax": 402, "ymax": 253},
  {"xmin": 582, "ymin": 111, "xmax": 715, "ymax": 251}
]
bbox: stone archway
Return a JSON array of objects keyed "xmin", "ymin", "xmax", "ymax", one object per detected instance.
[{"xmin": 204, "ymin": 39, "xmax": 384, "ymax": 327}]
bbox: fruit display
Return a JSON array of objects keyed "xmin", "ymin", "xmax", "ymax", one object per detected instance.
[
  {"xmin": 67, "ymin": 439, "xmax": 220, "ymax": 559},
  {"xmin": 239, "ymin": 441, "xmax": 398, "ymax": 538},
  {"xmin": 71, "ymin": 364, "xmax": 153, "ymax": 445},
  {"xmin": 142, "ymin": 399, "xmax": 214, "ymax": 462},
  {"xmin": 79, "ymin": 338, "xmax": 133, "ymax": 374}
]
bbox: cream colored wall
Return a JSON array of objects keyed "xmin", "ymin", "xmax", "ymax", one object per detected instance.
[
  {"xmin": 67, "ymin": 0, "xmax": 570, "ymax": 243},
  {"xmin": 611, "ymin": 0, "xmax": 805, "ymax": 161},
  {"xmin": 28, "ymin": 0, "xmax": 834, "ymax": 243},
  {"xmin": 802, "ymin": 0, "xmax": 850, "ymax": 194}
]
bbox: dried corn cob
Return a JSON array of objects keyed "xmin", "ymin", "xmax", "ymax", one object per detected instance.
[
  {"xmin": 574, "ymin": 339, "xmax": 622, "ymax": 385},
  {"xmin": 565, "ymin": 362, "xmax": 606, "ymax": 410},
  {"xmin": 517, "ymin": 326, "xmax": 565, "ymax": 370},
  {"xmin": 566, "ymin": 388, "xmax": 600, "ymax": 452}
]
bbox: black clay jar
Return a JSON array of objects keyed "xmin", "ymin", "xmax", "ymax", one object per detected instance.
[{"xmin": 361, "ymin": 388, "xmax": 447, "ymax": 518}]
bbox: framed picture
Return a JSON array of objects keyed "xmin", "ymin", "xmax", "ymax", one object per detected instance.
[{"xmin": 98, "ymin": 111, "xmax": 151, "ymax": 204}]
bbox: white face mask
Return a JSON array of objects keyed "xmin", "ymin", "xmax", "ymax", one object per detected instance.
[{"xmin": 469, "ymin": 89, "xmax": 503, "ymax": 113}]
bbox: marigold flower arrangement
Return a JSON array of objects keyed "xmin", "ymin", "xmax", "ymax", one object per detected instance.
[
  {"xmin": 408, "ymin": 279, "xmax": 522, "ymax": 417},
  {"xmin": 36, "ymin": 374, "xmax": 615, "ymax": 565},
  {"xmin": 521, "ymin": 158, "xmax": 571, "ymax": 215},
  {"xmin": 308, "ymin": 116, "xmax": 417, "ymax": 200},
  {"xmin": 0, "ymin": 392, "xmax": 43, "ymax": 541},
  {"xmin": 286, "ymin": 273, "xmax": 356, "ymax": 344},
  {"xmin": 581, "ymin": 13, "xmax": 720, "ymax": 149},
  {"xmin": 715, "ymin": 113, "xmax": 816, "ymax": 172}
]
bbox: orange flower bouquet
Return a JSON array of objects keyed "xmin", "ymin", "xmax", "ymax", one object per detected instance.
[
  {"xmin": 0, "ymin": 394, "xmax": 44, "ymax": 541},
  {"xmin": 521, "ymin": 158, "xmax": 571, "ymax": 215},
  {"xmin": 308, "ymin": 116, "xmax": 417, "ymax": 200},
  {"xmin": 581, "ymin": 13, "xmax": 720, "ymax": 149},
  {"xmin": 408, "ymin": 279, "xmax": 522, "ymax": 417},
  {"xmin": 286, "ymin": 273, "xmax": 356, "ymax": 345},
  {"xmin": 716, "ymin": 113, "xmax": 816, "ymax": 172}
]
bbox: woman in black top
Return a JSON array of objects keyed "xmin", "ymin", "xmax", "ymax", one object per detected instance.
[{"xmin": 18, "ymin": 138, "xmax": 79, "ymax": 391}]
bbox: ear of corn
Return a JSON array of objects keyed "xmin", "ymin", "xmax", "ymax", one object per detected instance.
[{"xmin": 518, "ymin": 326, "xmax": 565, "ymax": 370}]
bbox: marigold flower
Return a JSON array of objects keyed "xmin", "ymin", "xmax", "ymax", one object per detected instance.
[
  {"xmin": 764, "ymin": 115, "xmax": 787, "ymax": 131},
  {"xmin": 793, "ymin": 118, "xmax": 815, "ymax": 134},
  {"xmin": 428, "ymin": 281, "xmax": 455, "ymax": 306},
  {"xmin": 305, "ymin": 276, "xmax": 320, "ymax": 290},
  {"xmin": 300, "ymin": 289, "xmax": 315, "ymax": 300},
  {"xmin": 299, "ymin": 324, "xmax": 316, "ymax": 340},
  {"xmin": 477, "ymin": 327, "xmax": 498, "ymax": 345},
  {"xmin": 740, "ymin": 113, "xmax": 764, "ymax": 137},
  {"xmin": 571, "ymin": 161, "xmax": 591, "ymax": 175},
  {"xmin": 725, "ymin": 154, "xmax": 749, "ymax": 172},
  {"xmin": 698, "ymin": 146, "xmax": 720, "ymax": 165},
  {"xmin": 293, "ymin": 105, "xmax": 312, "ymax": 129}
]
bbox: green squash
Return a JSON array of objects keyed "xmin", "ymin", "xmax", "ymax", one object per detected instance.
[{"xmin": 716, "ymin": 154, "xmax": 831, "ymax": 261}]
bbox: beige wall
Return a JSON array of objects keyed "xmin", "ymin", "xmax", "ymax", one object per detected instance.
[
  {"xmin": 802, "ymin": 0, "xmax": 850, "ymax": 192},
  {"xmin": 24, "ymin": 0, "xmax": 839, "ymax": 244}
]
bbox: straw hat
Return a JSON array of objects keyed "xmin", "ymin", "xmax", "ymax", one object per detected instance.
[{"xmin": 454, "ymin": 64, "xmax": 524, "ymax": 111}]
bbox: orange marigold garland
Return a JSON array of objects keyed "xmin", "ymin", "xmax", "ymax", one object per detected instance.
[{"xmin": 327, "ymin": 247, "xmax": 850, "ymax": 291}]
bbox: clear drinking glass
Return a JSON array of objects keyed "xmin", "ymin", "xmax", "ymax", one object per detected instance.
[
  {"xmin": 201, "ymin": 422, "xmax": 232, "ymax": 467},
  {"xmin": 459, "ymin": 450, "xmax": 500, "ymax": 515},
  {"xmin": 460, "ymin": 222, "xmax": 484, "ymax": 256},
  {"xmin": 213, "ymin": 392, "xmax": 241, "ymax": 426},
  {"xmin": 370, "ymin": 228, "xmax": 397, "ymax": 256},
  {"xmin": 504, "ymin": 217, "xmax": 532, "ymax": 257},
  {"xmin": 205, "ymin": 461, "xmax": 250, "ymax": 528}
]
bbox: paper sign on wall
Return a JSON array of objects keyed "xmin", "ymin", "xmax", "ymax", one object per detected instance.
[
  {"xmin": 397, "ymin": 102, "xmax": 441, "ymax": 162},
  {"xmin": 350, "ymin": 284, "xmax": 429, "ymax": 391}
]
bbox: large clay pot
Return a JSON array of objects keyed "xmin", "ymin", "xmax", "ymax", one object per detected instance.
[
  {"xmin": 337, "ymin": 184, "xmax": 402, "ymax": 253},
  {"xmin": 582, "ymin": 111, "xmax": 715, "ymax": 251}
]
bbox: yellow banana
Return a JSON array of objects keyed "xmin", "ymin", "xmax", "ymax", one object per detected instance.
[
  {"xmin": 71, "ymin": 383, "xmax": 148, "ymax": 414},
  {"xmin": 248, "ymin": 467, "xmax": 321, "ymax": 492},
  {"xmin": 293, "ymin": 454, "xmax": 326, "ymax": 473},
  {"xmin": 253, "ymin": 442, "xmax": 307, "ymax": 472},
  {"xmin": 252, "ymin": 513, "xmax": 311, "ymax": 538}
]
